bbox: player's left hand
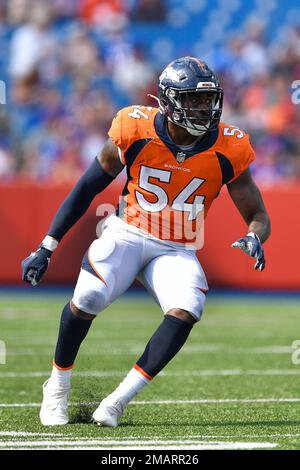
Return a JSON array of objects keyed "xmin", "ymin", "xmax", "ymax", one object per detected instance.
[{"xmin": 231, "ymin": 232, "xmax": 265, "ymax": 271}]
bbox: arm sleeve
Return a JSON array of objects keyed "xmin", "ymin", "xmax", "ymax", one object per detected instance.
[{"xmin": 47, "ymin": 157, "xmax": 114, "ymax": 241}]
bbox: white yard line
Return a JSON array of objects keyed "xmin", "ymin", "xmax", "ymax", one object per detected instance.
[
  {"xmin": 182, "ymin": 346, "xmax": 293, "ymax": 354},
  {"xmin": 130, "ymin": 398, "xmax": 300, "ymax": 405},
  {"xmin": 1, "ymin": 433, "xmax": 299, "ymax": 441},
  {"xmin": 0, "ymin": 371, "xmax": 124, "ymax": 378},
  {"xmin": 0, "ymin": 369, "xmax": 299, "ymax": 378},
  {"xmin": 0, "ymin": 432, "xmax": 64, "ymax": 437},
  {"xmin": 3, "ymin": 345, "xmax": 295, "ymax": 356},
  {"xmin": 162, "ymin": 370, "xmax": 300, "ymax": 376},
  {"xmin": 0, "ymin": 439, "xmax": 278, "ymax": 450},
  {"xmin": 188, "ymin": 433, "xmax": 300, "ymax": 439},
  {"xmin": 1, "ymin": 397, "xmax": 300, "ymax": 408}
]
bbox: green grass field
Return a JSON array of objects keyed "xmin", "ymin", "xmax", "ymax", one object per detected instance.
[{"xmin": 0, "ymin": 291, "xmax": 300, "ymax": 450}]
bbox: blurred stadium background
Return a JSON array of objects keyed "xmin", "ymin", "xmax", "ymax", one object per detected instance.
[
  {"xmin": 0, "ymin": 0, "xmax": 300, "ymax": 289},
  {"xmin": 1, "ymin": 0, "xmax": 300, "ymax": 451}
]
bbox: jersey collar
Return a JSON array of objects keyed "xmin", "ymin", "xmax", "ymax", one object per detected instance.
[{"xmin": 154, "ymin": 112, "xmax": 219, "ymax": 160}]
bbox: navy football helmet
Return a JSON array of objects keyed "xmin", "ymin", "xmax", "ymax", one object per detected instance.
[{"xmin": 157, "ymin": 56, "xmax": 223, "ymax": 136}]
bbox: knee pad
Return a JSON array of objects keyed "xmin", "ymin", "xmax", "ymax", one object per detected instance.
[
  {"xmin": 189, "ymin": 289, "xmax": 206, "ymax": 322},
  {"xmin": 160, "ymin": 288, "xmax": 206, "ymax": 323},
  {"xmin": 72, "ymin": 269, "xmax": 109, "ymax": 315}
]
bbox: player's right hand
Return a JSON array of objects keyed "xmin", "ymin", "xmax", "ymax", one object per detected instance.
[{"xmin": 21, "ymin": 247, "xmax": 53, "ymax": 286}]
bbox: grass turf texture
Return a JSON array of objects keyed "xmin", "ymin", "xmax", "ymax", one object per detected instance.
[{"xmin": 0, "ymin": 292, "xmax": 300, "ymax": 450}]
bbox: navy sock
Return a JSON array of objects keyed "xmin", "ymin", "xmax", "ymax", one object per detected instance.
[
  {"xmin": 135, "ymin": 314, "xmax": 193, "ymax": 379},
  {"xmin": 54, "ymin": 302, "xmax": 93, "ymax": 369}
]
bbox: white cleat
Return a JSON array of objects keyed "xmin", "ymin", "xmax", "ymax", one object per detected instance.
[
  {"xmin": 92, "ymin": 398, "xmax": 124, "ymax": 427},
  {"xmin": 40, "ymin": 379, "xmax": 70, "ymax": 426}
]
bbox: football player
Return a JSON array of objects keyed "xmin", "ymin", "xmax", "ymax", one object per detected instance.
[{"xmin": 22, "ymin": 57, "xmax": 270, "ymax": 427}]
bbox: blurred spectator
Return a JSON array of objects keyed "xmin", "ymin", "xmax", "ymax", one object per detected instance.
[
  {"xmin": 0, "ymin": 107, "xmax": 12, "ymax": 179},
  {"xmin": 130, "ymin": 0, "xmax": 166, "ymax": 22},
  {"xmin": 51, "ymin": 0, "xmax": 79, "ymax": 22},
  {"xmin": 79, "ymin": 0, "xmax": 128, "ymax": 32},
  {"xmin": 239, "ymin": 19, "xmax": 271, "ymax": 79},
  {"xmin": 2, "ymin": 0, "xmax": 300, "ymax": 183},
  {"xmin": 110, "ymin": 46, "xmax": 155, "ymax": 100},
  {"xmin": 9, "ymin": 2, "xmax": 58, "ymax": 79},
  {"xmin": 63, "ymin": 25, "xmax": 105, "ymax": 83},
  {"xmin": 7, "ymin": 0, "xmax": 28, "ymax": 26}
]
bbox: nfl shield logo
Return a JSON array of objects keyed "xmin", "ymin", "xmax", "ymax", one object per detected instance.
[{"xmin": 176, "ymin": 152, "xmax": 186, "ymax": 163}]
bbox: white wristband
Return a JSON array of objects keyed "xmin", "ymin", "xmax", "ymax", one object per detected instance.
[
  {"xmin": 247, "ymin": 232, "xmax": 260, "ymax": 241},
  {"xmin": 41, "ymin": 235, "xmax": 59, "ymax": 252}
]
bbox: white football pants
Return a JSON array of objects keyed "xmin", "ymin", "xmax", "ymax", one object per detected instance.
[{"xmin": 72, "ymin": 215, "xmax": 208, "ymax": 321}]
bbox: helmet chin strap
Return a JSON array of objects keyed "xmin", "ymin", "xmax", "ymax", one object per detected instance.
[
  {"xmin": 170, "ymin": 117, "xmax": 207, "ymax": 137},
  {"xmin": 186, "ymin": 126, "xmax": 207, "ymax": 137}
]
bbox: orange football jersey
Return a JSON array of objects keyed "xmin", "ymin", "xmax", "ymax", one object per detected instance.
[{"xmin": 108, "ymin": 106, "xmax": 255, "ymax": 246}]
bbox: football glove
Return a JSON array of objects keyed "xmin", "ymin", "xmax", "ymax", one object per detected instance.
[
  {"xmin": 231, "ymin": 232, "xmax": 265, "ymax": 271},
  {"xmin": 22, "ymin": 246, "xmax": 53, "ymax": 286}
]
